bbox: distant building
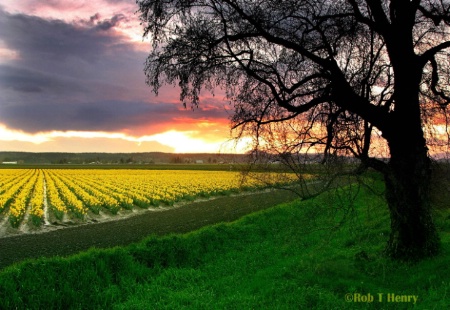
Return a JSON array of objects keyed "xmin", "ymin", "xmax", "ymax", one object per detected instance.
[
  {"xmin": 2, "ymin": 161, "xmax": 17, "ymax": 164},
  {"xmin": 195, "ymin": 160, "xmax": 204, "ymax": 164}
]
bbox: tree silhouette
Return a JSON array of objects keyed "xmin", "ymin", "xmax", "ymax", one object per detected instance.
[{"xmin": 137, "ymin": 0, "xmax": 450, "ymax": 260}]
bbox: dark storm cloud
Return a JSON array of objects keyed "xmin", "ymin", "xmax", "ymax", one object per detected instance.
[
  {"xmin": 76, "ymin": 12, "xmax": 129, "ymax": 31},
  {"xmin": 0, "ymin": 8, "xmax": 150, "ymax": 132},
  {"xmin": 0, "ymin": 99, "xmax": 183, "ymax": 133},
  {"xmin": 0, "ymin": 64, "xmax": 86, "ymax": 94},
  {"xmin": 0, "ymin": 7, "xmax": 229, "ymax": 136},
  {"xmin": 93, "ymin": 14, "xmax": 128, "ymax": 31},
  {"xmin": 0, "ymin": 8, "xmax": 124, "ymax": 64}
]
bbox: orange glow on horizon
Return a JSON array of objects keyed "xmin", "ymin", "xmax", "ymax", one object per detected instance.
[{"xmin": 0, "ymin": 124, "xmax": 249, "ymax": 154}]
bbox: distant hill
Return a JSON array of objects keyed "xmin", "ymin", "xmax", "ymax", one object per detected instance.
[{"xmin": 0, "ymin": 152, "xmax": 247, "ymax": 165}]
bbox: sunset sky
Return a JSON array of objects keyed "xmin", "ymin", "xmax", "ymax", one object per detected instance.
[{"xmin": 0, "ymin": 0, "xmax": 243, "ymax": 153}]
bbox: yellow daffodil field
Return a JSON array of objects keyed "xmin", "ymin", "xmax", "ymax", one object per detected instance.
[{"xmin": 0, "ymin": 169, "xmax": 295, "ymax": 228}]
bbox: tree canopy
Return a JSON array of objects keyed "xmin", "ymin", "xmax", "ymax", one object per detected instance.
[{"xmin": 137, "ymin": 0, "xmax": 450, "ymax": 260}]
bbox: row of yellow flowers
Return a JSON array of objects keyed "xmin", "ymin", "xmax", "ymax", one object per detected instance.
[
  {"xmin": 53, "ymin": 171, "xmax": 104, "ymax": 213},
  {"xmin": 9, "ymin": 170, "xmax": 38, "ymax": 227},
  {"xmin": 74, "ymin": 175, "xmax": 134, "ymax": 212},
  {"xmin": 28, "ymin": 170, "xmax": 45, "ymax": 224},
  {"xmin": 0, "ymin": 169, "xmax": 296, "ymax": 227},
  {"xmin": 42, "ymin": 170, "xmax": 68, "ymax": 218},
  {"xmin": 0, "ymin": 169, "xmax": 35, "ymax": 214},
  {"xmin": 44, "ymin": 170, "xmax": 86, "ymax": 217},
  {"xmin": 53, "ymin": 169, "xmax": 260, "ymax": 207}
]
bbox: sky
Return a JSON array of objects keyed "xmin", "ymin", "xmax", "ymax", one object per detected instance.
[{"xmin": 0, "ymin": 0, "xmax": 244, "ymax": 153}]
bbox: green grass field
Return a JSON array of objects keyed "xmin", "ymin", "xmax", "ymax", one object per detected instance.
[{"xmin": 0, "ymin": 175, "xmax": 449, "ymax": 309}]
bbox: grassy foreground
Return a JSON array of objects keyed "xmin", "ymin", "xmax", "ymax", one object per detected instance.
[{"xmin": 0, "ymin": 179, "xmax": 449, "ymax": 309}]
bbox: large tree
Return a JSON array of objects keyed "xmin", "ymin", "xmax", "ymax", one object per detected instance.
[{"xmin": 137, "ymin": 0, "xmax": 450, "ymax": 260}]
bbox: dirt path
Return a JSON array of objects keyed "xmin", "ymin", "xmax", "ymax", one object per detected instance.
[{"xmin": 0, "ymin": 189, "xmax": 299, "ymax": 270}]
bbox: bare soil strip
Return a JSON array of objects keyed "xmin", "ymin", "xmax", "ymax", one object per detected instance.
[
  {"xmin": 0, "ymin": 189, "xmax": 299, "ymax": 270},
  {"xmin": 18, "ymin": 207, "xmax": 31, "ymax": 233},
  {"xmin": 43, "ymin": 178, "xmax": 50, "ymax": 226},
  {"xmin": 0, "ymin": 217, "xmax": 8, "ymax": 237}
]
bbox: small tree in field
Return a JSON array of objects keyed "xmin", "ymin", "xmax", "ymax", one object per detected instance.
[{"xmin": 137, "ymin": 0, "xmax": 450, "ymax": 260}]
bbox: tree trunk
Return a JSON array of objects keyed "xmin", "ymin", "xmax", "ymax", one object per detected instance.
[
  {"xmin": 380, "ymin": 25, "xmax": 441, "ymax": 260},
  {"xmin": 383, "ymin": 133, "xmax": 440, "ymax": 260}
]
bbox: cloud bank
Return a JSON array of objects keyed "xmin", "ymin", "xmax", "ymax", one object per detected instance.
[{"xmin": 0, "ymin": 2, "xmax": 235, "ymax": 153}]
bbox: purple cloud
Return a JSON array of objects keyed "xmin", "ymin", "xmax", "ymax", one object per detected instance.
[{"xmin": 0, "ymin": 5, "xmax": 230, "ymax": 139}]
